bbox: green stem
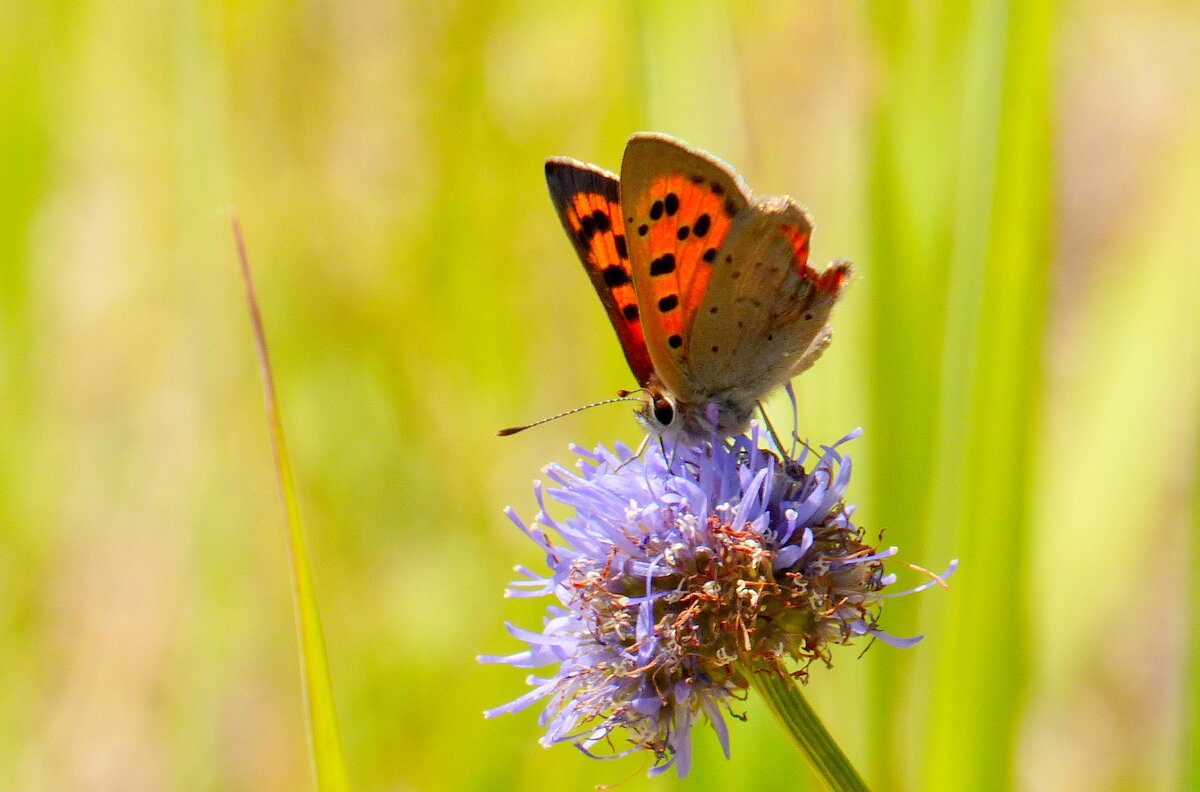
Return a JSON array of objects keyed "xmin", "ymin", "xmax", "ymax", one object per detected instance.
[
  {"xmin": 235, "ymin": 219, "xmax": 351, "ymax": 792},
  {"xmin": 745, "ymin": 665, "xmax": 869, "ymax": 792}
]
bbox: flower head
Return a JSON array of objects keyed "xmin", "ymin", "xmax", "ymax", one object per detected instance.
[{"xmin": 480, "ymin": 427, "xmax": 950, "ymax": 777}]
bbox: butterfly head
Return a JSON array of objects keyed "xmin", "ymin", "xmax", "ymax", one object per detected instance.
[
  {"xmin": 635, "ymin": 386, "xmax": 756, "ymax": 442},
  {"xmin": 639, "ymin": 389, "xmax": 678, "ymax": 433}
]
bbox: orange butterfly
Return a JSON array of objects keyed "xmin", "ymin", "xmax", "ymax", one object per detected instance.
[{"xmin": 541, "ymin": 133, "xmax": 852, "ymax": 441}]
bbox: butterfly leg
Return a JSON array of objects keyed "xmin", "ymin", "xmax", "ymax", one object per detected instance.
[
  {"xmin": 613, "ymin": 433, "xmax": 651, "ymax": 473},
  {"xmin": 757, "ymin": 401, "xmax": 789, "ymax": 457},
  {"xmin": 659, "ymin": 435, "xmax": 677, "ymax": 474},
  {"xmin": 783, "ymin": 382, "xmax": 801, "ymax": 457}
]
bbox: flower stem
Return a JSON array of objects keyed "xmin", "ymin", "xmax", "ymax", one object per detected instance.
[{"xmin": 745, "ymin": 665, "xmax": 870, "ymax": 792}]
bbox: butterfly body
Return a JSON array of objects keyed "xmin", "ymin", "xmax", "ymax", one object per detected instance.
[{"xmin": 545, "ymin": 133, "xmax": 852, "ymax": 441}]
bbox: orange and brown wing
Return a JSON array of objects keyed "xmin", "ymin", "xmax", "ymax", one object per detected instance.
[
  {"xmin": 545, "ymin": 157, "xmax": 655, "ymax": 386},
  {"xmin": 619, "ymin": 133, "xmax": 751, "ymax": 396},
  {"xmin": 687, "ymin": 197, "xmax": 853, "ymax": 398}
]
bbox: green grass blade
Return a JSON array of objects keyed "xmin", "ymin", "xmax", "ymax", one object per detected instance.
[
  {"xmin": 867, "ymin": 0, "xmax": 1053, "ymax": 787},
  {"xmin": 234, "ymin": 219, "xmax": 351, "ymax": 792},
  {"xmin": 923, "ymin": 1, "xmax": 1054, "ymax": 789},
  {"xmin": 1191, "ymin": 423, "xmax": 1200, "ymax": 788},
  {"xmin": 862, "ymin": 4, "xmax": 969, "ymax": 777}
]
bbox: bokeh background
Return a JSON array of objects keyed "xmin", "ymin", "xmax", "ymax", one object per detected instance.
[{"xmin": 1, "ymin": 0, "xmax": 1198, "ymax": 790}]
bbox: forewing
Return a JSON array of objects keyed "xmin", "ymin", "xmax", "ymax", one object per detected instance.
[
  {"xmin": 545, "ymin": 157, "xmax": 655, "ymax": 385},
  {"xmin": 688, "ymin": 196, "xmax": 852, "ymax": 400},
  {"xmin": 619, "ymin": 133, "xmax": 751, "ymax": 395}
]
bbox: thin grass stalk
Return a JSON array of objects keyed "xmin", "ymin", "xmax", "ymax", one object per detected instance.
[{"xmin": 234, "ymin": 219, "xmax": 351, "ymax": 792}]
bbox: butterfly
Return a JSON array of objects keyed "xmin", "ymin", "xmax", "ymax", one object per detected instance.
[{"xmin": 541, "ymin": 132, "xmax": 852, "ymax": 441}]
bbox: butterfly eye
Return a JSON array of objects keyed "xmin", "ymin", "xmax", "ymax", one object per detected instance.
[{"xmin": 652, "ymin": 396, "xmax": 675, "ymax": 427}]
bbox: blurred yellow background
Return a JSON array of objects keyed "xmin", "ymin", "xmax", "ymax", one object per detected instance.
[{"xmin": 1, "ymin": 0, "xmax": 1197, "ymax": 790}]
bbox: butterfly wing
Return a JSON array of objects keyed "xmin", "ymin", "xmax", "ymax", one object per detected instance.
[
  {"xmin": 688, "ymin": 197, "xmax": 852, "ymax": 402},
  {"xmin": 619, "ymin": 133, "xmax": 751, "ymax": 399},
  {"xmin": 545, "ymin": 157, "xmax": 655, "ymax": 385}
]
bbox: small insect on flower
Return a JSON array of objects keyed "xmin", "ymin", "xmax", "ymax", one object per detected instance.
[{"xmin": 479, "ymin": 427, "xmax": 954, "ymax": 777}]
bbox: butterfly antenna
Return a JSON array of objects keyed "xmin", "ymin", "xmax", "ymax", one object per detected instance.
[{"xmin": 496, "ymin": 396, "xmax": 641, "ymax": 437}]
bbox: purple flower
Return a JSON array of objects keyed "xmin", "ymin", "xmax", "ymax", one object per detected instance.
[{"xmin": 480, "ymin": 426, "xmax": 952, "ymax": 777}]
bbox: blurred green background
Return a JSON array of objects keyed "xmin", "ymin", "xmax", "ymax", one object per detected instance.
[{"xmin": 1, "ymin": 0, "xmax": 1198, "ymax": 790}]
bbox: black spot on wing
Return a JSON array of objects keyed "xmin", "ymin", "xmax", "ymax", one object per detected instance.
[
  {"xmin": 602, "ymin": 265, "xmax": 631, "ymax": 287},
  {"xmin": 650, "ymin": 254, "xmax": 676, "ymax": 276},
  {"xmin": 657, "ymin": 295, "xmax": 679, "ymax": 313}
]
